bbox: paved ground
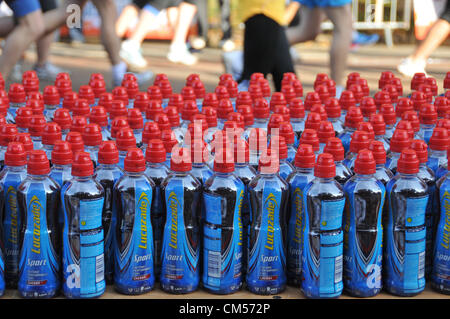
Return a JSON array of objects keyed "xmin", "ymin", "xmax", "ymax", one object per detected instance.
[{"xmin": 5, "ymin": 37, "xmax": 450, "ymax": 96}]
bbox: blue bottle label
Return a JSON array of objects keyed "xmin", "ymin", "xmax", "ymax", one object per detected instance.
[
  {"xmin": 432, "ymin": 186, "xmax": 450, "ymax": 291},
  {"xmin": 302, "ymin": 194, "xmax": 345, "ymax": 298},
  {"xmin": 161, "ymin": 179, "xmax": 199, "ymax": 292},
  {"xmin": 0, "ymin": 250, "xmax": 4, "ymax": 295},
  {"xmin": 114, "ymin": 180, "xmax": 154, "ymax": 293},
  {"xmin": 62, "ymin": 198, "xmax": 106, "ymax": 298},
  {"xmin": 343, "ymin": 180, "xmax": 385, "ymax": 297},
  {"xmin": 203, "ymin": 189, "xmax": 244, "ymax": 293},
  {"xmin": 425, "ymin": 183, "xmax": 436, "ymax": 276},
  {"xmin": 385, "ymin": 193, "xmax": 427, "ymax": 295},
  {"xmin": 247, "ymin": 181, "xmax": 286, "ymax": 293},
  {"xmin": 18, "ymin": 188, "xmax": 60, "ymax": 297},
  {"xmin": 2, "ymin": 174, "xmax": 24, "ymax": 283},
  {"xmin": 339, "ymin": 131, "xmax": 352, "ymax": 154}
]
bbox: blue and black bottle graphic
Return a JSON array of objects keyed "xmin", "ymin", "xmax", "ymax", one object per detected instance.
[
  {"xmin": 247, "ymin": 153, "xmax": 288, "ymax": 295},
  {"xmin": 114, "ymin": 148, "xmax": 155, "ymax": 294},
  {"xmin": 385, "ymin": 149, "xmax": 427, "ymax": 296},
  {"xmin": 0, "ymin": 243, "xmax": 4, "ymax": 297},
  {"xmin": 160, "ymin": 147, "xmax": 201, "ymax": 293},
  {"xmin": 62, "ymin": 152, "xmax": 106, "ymax": 298},
  {"xmin": 301, "ymin": 153, "xmax": 345, "ymax": 298},
  {"xmin": 17, "ymin": 150, "xmax": 60, "ymax": 298},
  {"xmin": 343, "ymin": 150, "xmax": 385, "ymax": 297}
]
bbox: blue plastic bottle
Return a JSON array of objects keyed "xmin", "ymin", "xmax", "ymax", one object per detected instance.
[
  {"xmin": 0, "ymin": 142, "xmax": 27, "ymax": 288},
  {"xmin": 317, "ymin": 121, "xmax": 335, "ymax": 154},
  {"xmin": 95, "ymin": 141, "xmax": 123, "ymax": 284},
  {"xmin": 343, "ymin": 150, "xmax": 384, "ymax": 297},
  {"xmin": 128, "ymin": 109, "xmax": 144, "ymax": 147},
  {"xmin": 343, "ymin": 130, "xmax": 370, "ymax": 172},
  {"xmin": 160, "ymin": 147, "xmax": 201, "ymax": 293},
  {"xmin": 385, "ymin": 129, "xmax": 411, "ymax": 174},
  {"xmin": 285, "ymin": 144, "xmax": 315, "ymax": 286},
  {"xmin": 301, "ymin": 153, "xmax": 345, "ymax": 298},
  {"xmin": 0, "ymin": 244, "xmax": 4, "ymax": 296},
  {"xmin": 385, "ymin": 149, "xmax": 427, "ymax": 296},
  {"xmin": 247, "ymin": 150, "xmax": 288, "ymax": 294},
  {"xmin": 113, "ymin": 148, "xmax": 155, "ymax": 294},
  {"xmin": 417, "ymin": 104, "xmax": 437, "ymax": 144},
  {"xmin": 61, "ymin": 152, "xmax": 106, "ymax": 298},
  {"xmin": 436, "ymin": 148, "xmax": 449, "ymax": 180},
  {"xmin": 203, "ymin": 148, "xmax": 245, "ymax": 294},
  {"xmin": 17, "ymin": 150, "xmax": 60, "ymax": 298},
  {"xmin": 279, "ymin": 123, "xmax": 297, "ymax": 163},
  {"xmin": 29, "ymin": 115, "xmax": 46, "ymax": 151},
  {"xmin": 41, "ymin": 122, "xmax": 62, "ymax": 163},
  {"xmin": 427, "ymin": 128, "xmax": 449, "ymax": 175},
  {"xmin": 43, "ymin": 86, "xmax": 61, "ymax": 122},
  {"xmin": 116, "ymin": 128, "xmax": 137, "ymax": 170},
  {"xmin": 337, "ymin": 106, "xmax": 363, "ymax": 154},
  {"xmin": 324, "ymin": 138, "xmax": 353, "ymax": 187},
  {"xmin": 369, "ymin": 140, "xmax": 394, "ymax": 187},
  {"xmin": 270, "ymin": 136, "xmax": 294, "ymax": 180},
  {"xmin": 82, "ymin": 123, "xmax": 102, "ymax": 167}
]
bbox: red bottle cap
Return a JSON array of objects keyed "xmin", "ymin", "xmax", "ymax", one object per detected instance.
[
  {"xmin": 42, "ymin": 122, "xmax": 62, "ymax": 145},
  {"xmin": 324, "ymin": 137, "xmax": 345, "ymax": 161},
  {"xmin": 444, "ymin": 72, "xmax": 450, "ymax": 89},
  {"xmin": 51, "ymin": 140, "xmax": 72, "ymax": 165},
  {"xmin": 112, "ymin": 86, "xmax": 129, "ymax": 104},
  {"xmin": 248, "ymin": 128, "xmax": 267, "ymax": 152},
  {"xmin": 396, "ymin": 120, "xmax": 414, "ymax": 139},
  {"xmin": 315, "ymin": 85, "xmax": 331, "ymax": 104},
  {"xmin": 369, "ymin": 140, "xmax": 386, "ymax": 165},
  {"xmin": 418, "ymin": 84, "xmax": 433, "ymax": 103},
  {"xmin": 397, "ymin": 149, "xmax": 420, "ymax": 174},
  {"xmin": 236, "ymin": 90, "xmax": 252, "ymax": 107},
  {"xmin": 310, "ymin": 104, "xmax": 327, "ymax": 121},
  {"xmin": 123, "ymin": 80, "xmax": 139, "ymax": 100},
  {"xmin": 201, "ymin": 107, "xmax": 218, "ymax": 128},
  {"xmin": 98, "ymin": 141, "xmax": 119, "ymax": 164},
  {"xmin": 181, "ymin": 86, "xmax": 196, "ymax": 102},
  {"xmin": 70, "ymin": 116, "xmax": 88, "ymax": 134},
  {"xmin": 344, "ymin": 107, "xmax": 364, "ymax": 129},
  {"xmin": 216, "ymin": 99, "xmax": 233, "ymax": 120},
  {"xmin": 281, "ymin": 85, "xmax": 296, "ymax": 104},
  {"xmin": 27, "ymin": 150, "xmax": 50, "ymax": 175},
  {"xmin": 214, "ymin": 148, "xmax": 234, "ymax": 173},
  {"xmin": 26, "ymin": 99, "xmax": 44, "ymax": 115},
  {"xmin": 203, "ymin": 93, "xmax": 219, "ymax": 109},
  {"xmin": 227, "ymin": 112, "xmax": 245, "ymax": 129},
  {"xmin": 8, "ymin": 83, "xmax": 26, "ymax": 103},
  {"xmin": 78, "ymin": 85, "xmax": 95, "ymax": 105},
  {"xmin": 124, "ymin": 148, "xmax": 146, "ymax": 172},
  {"xmin": 236, "ymin": 105, "xmax": 254, "ymax": 127},
  {"xmin": 154, "ymin": 73, "xmax": 169, "ymax": 86},
  {"xmin": 279, "ymin": 122, "xmax": 295, "ymax": 145},
  {"xmin": 13, "ymin": 133, "xmax": 33, "ymax": 154},
  {"xmin": 72, "ymin": 98, "xmax": 91, "ymax": 117},
  {"xmin": 360, "ymin": 97, "xmax": 377, "ymax": 118},
  {"xmin": 161, "ymin": 129, "xmax": 178, "ymax": 154},
  {"xmin": 171, "ymin": 146, "xmax": 192, "ymax": 172},
  {"xmin": 419, "ymin": 103, "xmax": 438, "ymax": 125},
  {"xmin": 325, "ymin": 79, "xmax": 337, "ymax": 97},
  {"xmin": 192, "ymin": 80, "xmax": 206, "ymax": 99},
  {"xmin": 388, "ymin": 77, "xmax": 403, "ymax": 96},
  {"xmin": 357, "ymin": 122, "xmax": 375, "ymax": 140},
  {"xmin": 314, "ymin": 73, "xmax": 329, "ymax": 90},
  {"xmin": 22, "ymin": 77, "xmax": 39, "ymax": 94},
  {"xmin": 116, "ymin": 128, "xmax": 136, "ymax": 151},
  {"xmin": 380, "ymin": 103, "xmax": 396, "ymax": 125},
  {"xmin": 369, "ymin": 113, "xmax": 386, "ymax": 136},
  {"xmin": 292, "ymin": 79, "xmax": 303, "ymax": 98},
  {"xmin": 410, "ymin": 91, "xmax": 426, "ymax": 112},
  {"xmin": 354, "ymin": 149, "xmax": 376, "ymax": 175},
  {"xmin": 66, "ymin": 131, "xmax": 84, "ymax": 157},
  {"xmin": 349, "ymin": 130, "xmax": 370, "ymax": 153},
  {"xmin": 28, "ymin": 115, "xmax": 46, "ymax": 137},
  {"xmin": 142, "ymin": 122, "xmax": 161, "ymax": 144},
  {"xmin": 134, "ymin": 92, "xmax": 150, "ymax": 113},
  {"xmin": 425, "ymin": 77, "xmax": 438, "ymax": 96},
  {"xmin": 270, "ymin": 92, "xmax": 287, "ymax": 112},
  {"xmin": 147, "ymin": 85, "xmax": 163, "ymax": 102},
  {"xmin": 390, "ymin": 129, "xmax": 411, "ymax": 153},
  {"xmin": 289, "ymin": 98, "xmax": 305, "ymax": 119},
  {"xmin": 253, "ymin": 98, "xmax": 269, "ymax": 119},
  {"xmin": 22, "ymin": 70, "xmax": 38, "ymax": 81},
  {"xmin": 234, "ymin": 139, "xmax": 249, "ymax": 163},
  {"xmin": 145, "ymin": 139, "xmax": 166, "ymax": 163},
  {"xmin": 154, "ymin": 113, "xmax": 171, "ymax": 132},
  {"xmin": 219, "ymin": 73, "xmax": 234, "ymax": 86},
  {"xmin": 304, "ymin": 92, "xmax": 322, "ymax": 111},
  {"xmin": 410, "ymin": 139, "xmax": 428, "ymax": 164},
  {"xmin": 282, "ymin": 72, "xmax": 297, "ymax": 86},
  {"xmin": 395, "ymin": 97, "xmax": 413, "ymax": 118},
  {"xmin": 249, "ymin": 84, "xmax": 263, "ymax": 101},
  {"xmin": 127, "ymin": 108, "xmax": 144, "ymax": 130},
  {"xmin": 15, "ymin": 107, "xmax": 33, "ymax": 129},
  {"xmin": 324, "ymin": 98, "xmax": 341, "ymax": 119},
  {"xmin": 383, "ymin": 84, "xmax": 399, "ymax": 104},
  {"xmin": 378, "ymin": 71, "xmax": 395, "ymax": 89},
  {"xmin": 89, "ymin": 106, "xmax": 108, "ymax": 127},
  {"xmin": 317, "ymin": 121, "xmax": 335, "ymax": 144},
  {"xmin": 214, "ymin": 85, "xmax": 230, "ymax": 101},
  {"xmin": 356, "ymin": 78, "xmax": 370, "ymax": 97},
  {"xmin": 374, "ymin": 91, "xmax": 391, "ymax": 110},
  {"xmin": 89, "ymin": 79, "xmax": 106, "ymax": 99},
  {"xmin": 314, "ymin": 153, "xmax": 336, "ymax": 178},
  {"xmin": 299, "ymin": 128, "xmax": 320, "ymax": 152},
  {"xmin": 110, "ymin": 100, "xmax": 127, "ymax": 120},
  {"xmin": 158, "ymin": 80, "xmax": 173, "ymax": 100},
  {"xmin": 165, "ymin": 106, "xmax": 181, "ymax": 127},
  {"xmin": 89, "ymin": 73, "xmax": 104, "ymax": 84},
  {"xmin": 411, "ymin": 73, "xmax": 426, "ymax": 91},
  {"xmin": 192, "ymin": 114, "xmax": 209, "ymax": 133},
  {"xmin": 4, "ymin": 142, "xmax": 27, "ymax": 167},
  {"xmin": 258, "ymin": 148, "xmax": 279, "ymax": 174},
  {"xmin": 429, "ymin": 127, "xmax": 450, "ymax": 151},
  {"xmin": 435, "ymin": 97, "xmax": 449, "ymax": 118},
  {"xmin": 190, "ymin": 139, "xmax": 208, "ymax": 164},
  {"xmin": 145, "ymin": 100, "xmax": 163, "ymax": 121},
  {"xmin": 436, "ymin": 118, "xmax": 450, "ymax": 133},
  {"xmin": 82, "ymin": 123, "xmax": 102, "ymax": 146},
  {"xmin": 182, "ymin": 100, "xmax": 200, "ymax": 121},
  {"xmin": 110, "ymin": 117, "xmax": 130, "ymax": 139},
  {"xmin": 339, "ymin": 90, "xmax": 356, "ymax": 111},
  {"xmin": 62, "ymin": 92, "xmax": 78, "ymax": 111},
  {"xmin": 267, "ymin": 114, "xmax": 284, "ymax": 133},
  {"xmin": 294, "ymin": 143, "xmax": 316, "ymax": 168},
  {"xmin": 402, "ymin": 111, "xmax": 420, "ymax": 133},
  {"xmin": 349, "ymin": 84, "xmax": 364, "ymax": 104},
  {"xmin": 273, "ymin": 105, "xmax": 290, "ymax": 122},
  {"xmin": 72, "ymin": 151, "xmax": 94, "ymax": 176},
  {"xmin": 305, "ymin": 112, "xmax": 322, "ymax": 131},
  {"xmin": 186, "ymin": 73, "xmax": 200, "ymax": 87}
]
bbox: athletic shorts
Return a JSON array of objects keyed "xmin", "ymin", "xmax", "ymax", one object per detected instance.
[
  {"xmin": 440, "ymin": 0, "xmax": 450, "ymax": 23},
  {"xmin": 3, "ymin": 0, "xmax": 41, "ymax": 18},
  {"xmin": 294, "ymin": 0, "xmax": 352, "ymax": 8}
]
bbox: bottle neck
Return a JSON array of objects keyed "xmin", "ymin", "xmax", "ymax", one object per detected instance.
[
  {"xmin": 295, "ymin": 167, "xmax": 314, "ymax": 174},
  {"xmin": 317, "ymin": 177, "xmax": 335, "ymax": 182},
  {"xmin": 355, "ymin": 173, "xmax": 374, "ymax": 180},
  {"xmin": 4, "ymin": 165, "xmax": 26, "ymax": 172},
  {"xmin": 52, "ymin": 163, "xmax": 71, "ymax": 170},
  {"xmin": 192, "ymin": 162, "xmax": 206, "ymax": 168},
  {"xmin": 124, "ymin": 171, "xmax": 144, "ymax": 177},
  {"xmin": 235, "ymin": 162, "xmax": 248, "ymax": 168},
  {"xmin": 146, "ymin": 162, "xmax": 165, "ymax": 168},
  {"xmin": 97, "ymin": 163, "xmax": 119, "ymax": 170},
  {"xmin": 398, "ymin": 172, "xmax": 417, "ymax": 179},
  {"xmin": 73, "ymin": 175, "xmax": 93, "ymax": 182},
  {"xmin": 27, "ymin": 173, "xmax": 50, "ymax": 180}
]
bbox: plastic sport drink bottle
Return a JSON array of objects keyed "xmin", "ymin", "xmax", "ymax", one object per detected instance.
[
  {"xmin": 113, "ymin": 148, "xmax": 155, "ymax": 294},
  {"xmin": 144, "ymin": 139, "xmax": 170, "ymax": 279},
  {"xmin": 385, "ymin": 149, "xmax": 427, "ymax": 296},
  {"xmin": 0, "ymin": 124, "xmax": 19, "ymax": 169},
  {"xmin": 160, "ymin": 147, "xmax": 201, "ymax": 293},
  {"xmin": 343, "ymin": 150, "xmax": 384, "ymax": 297},
  {"xmin": 386, "ymin": 129, "xmax": 411, "ymax": 174},
  {"xmin": 369, "ymin": 140, "xmax": 393, "ymax": 187},
  {"xmin": 324, "ymin": 137, "xmax": 353, "ymax": 186},
  {"xmin": 203, "ymin": 148, "xmax": 245, "ymax": 294},
  {"xmin": 43, "ymin": 86, "xmax": 60, "ymax": 122},
  {"xmin": 411, "ymin": 140, "xmax": 436, "ymax": 278},
  {"xmin": 247, "ymin": 149, "xmax": 288, "ymax": 294},
  {"xmin": 0, "ymin": 142, "xmax": 27, "ymax": 288},
  {"xmin": 116, "ymin": 128, "xmax": 137, "ymax": 169},
  {"xmin": 427, "ymin": 128, "xmax": 449, "ymax": 175},
  {"xmin": 417, "ymin": 103, "xmax": 438, "ymax": 144},
  {"xmin": 61, "ymin": 152, "xmax": 106, "ymax": 298},
  {"xmin": 41, "ymin": 122, "xmax": 62, "ymax": 163},
  {"xmin": 301, "ymin": 153, "xmax": 345, "ymax": 298},
  {"xmin": 285, "ymin": 144, "xmax": 315, "ymax": 286},
  {"xmin": 0, "ymin": 245, "xmax": 4, "ymax": 296},
  {"xmin": 17, "ymin": 150, "xmax": 60, "ymax": 298},
  {"xmin": 338, "ymin": 106, "xmax": 364, "ymax": 154}
]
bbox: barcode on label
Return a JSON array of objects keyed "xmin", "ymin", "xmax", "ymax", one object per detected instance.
[
  {"xmin": 418, "ymin": 251, "xmax": 425, "ymax": 279},
  {"xmin": 208, "ymin": 251, "xmax": 221, "ymax": 278},
  {"xmin": 96, "ymin": 254, "xmax": 104, "ymax": 283},
  {"xmin": 335, "ymin": 255, "xmax": 343, "ymax": 283}
]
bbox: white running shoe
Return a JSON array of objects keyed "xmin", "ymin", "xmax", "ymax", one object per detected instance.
[
  {"xmin": 397, "ymin": 58, "xmax": 427, "ymax": 78},
  {"xmin": 167, "ymin": 46, "xmax": 198, "ymax": 66},
  {"xmin": 113, "ymin": 70, "xmax": 154, "ymax": 88},
  {"xmin": 120, "ymin": 40, "xmax": 148, "ymax": 70},
  {"xmin": 220, "ymin": 39, "xmax": 236, "ymax": 52},
  {"xmin": 34, "ymin": 62, "xmax": 71, "ymax": 81}
]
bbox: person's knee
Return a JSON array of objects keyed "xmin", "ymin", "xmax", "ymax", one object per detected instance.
[{"xmin": 19, "ymin": 10, "xmax": 45, "ymax": 40}]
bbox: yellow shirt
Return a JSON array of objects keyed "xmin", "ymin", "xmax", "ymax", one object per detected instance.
[{"xmin": 239, "ymin": 0, "xmax": 286, "ymax": 26}]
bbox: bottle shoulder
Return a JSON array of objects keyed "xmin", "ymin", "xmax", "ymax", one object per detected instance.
[
  {"xmin": 203, "ymin": 172, "xmax": 244, "ymax": 193},
  {"xmin": 161, "ymin": 172, "xmax": 202, "ymax": 191},
  {"xmin": 306, "ymin": 178, "xmax": 345, "ymax": 199},
  {"xmin": 115, "ymin": 173, "xmax": 156, "ymax": 190},
  {"xmin": 387, "ymin": 175, "xmax": 428, "ymax": 196},
  {"xmin": 64, "ymin": 177, "xmax": 105, "ymax": 198},
  {"xmin": 249, "ymin": 173, "xmax": 289, "ymax": 191}
]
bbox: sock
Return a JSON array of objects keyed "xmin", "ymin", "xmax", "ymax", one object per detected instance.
[{"xmin": 112, "ymin": 61, "xmax": 127, "ymax": 81}]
